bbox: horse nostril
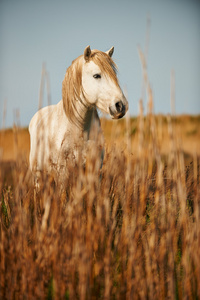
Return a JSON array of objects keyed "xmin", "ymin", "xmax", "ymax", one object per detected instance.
[
  {"xmin": 115, "ymin": 101, "xmax": 123, "ymax": 113},
  {"xmin": 109, "ymin": 101, "xmax": 126, "ymax": 119}
]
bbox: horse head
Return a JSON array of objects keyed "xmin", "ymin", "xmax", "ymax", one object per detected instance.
[{"xmin": 82, "ymin": 46, "xmax": 128, "ymax": 119}]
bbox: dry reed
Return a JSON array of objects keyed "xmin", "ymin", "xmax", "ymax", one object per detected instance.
[
  {"xmin": 1, "ymin": 112, "xmax": 199, "ymax": 300},
  {"xmin": 0, "ymin": 54, "xmax": 200, "ymax": 300}
]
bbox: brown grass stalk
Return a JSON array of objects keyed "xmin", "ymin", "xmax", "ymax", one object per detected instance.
[{"xmin": 0, "ymin": 51, "xmax": 200, "ymax": 299}]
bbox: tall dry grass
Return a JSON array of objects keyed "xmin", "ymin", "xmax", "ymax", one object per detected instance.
[
  {"xmin": 0, "ymin": 49, "xmax": 200, "ymax": 299},
  {"xmin": 0, "ymin": 107, "xmax": 199, "ymax": 299}
]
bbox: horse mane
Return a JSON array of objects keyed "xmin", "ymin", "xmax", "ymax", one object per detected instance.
[{"xmin": 62, "ymin": 50, "xmax": 119, "ymax": 127}]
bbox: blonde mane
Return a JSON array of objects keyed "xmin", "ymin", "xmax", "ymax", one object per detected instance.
[{"xmin": 62, "ymin": 50, "xmax": 119, "ymax": 126}]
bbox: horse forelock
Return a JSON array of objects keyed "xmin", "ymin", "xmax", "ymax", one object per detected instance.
[
  {"xmin": 90, "ymin": 50, "xmax": 119, "ymax": 86},
  {"xmin": 62, "ymin": 50, "xmax": 119, "ymax": 126}
]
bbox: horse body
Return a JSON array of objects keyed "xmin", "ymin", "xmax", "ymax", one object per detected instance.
[
  {"xmin": 29, "ymin": 46, "xmax": 128, "ymax": 179},
  {"xmin": 29, "ymin": 100, "xmax": 101, "ymax": 174}
]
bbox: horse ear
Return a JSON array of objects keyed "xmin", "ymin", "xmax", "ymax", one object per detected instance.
[
  {"xmin": 84, "ymin": 45, "xmax": 91, "ymax": 62},
  {"xmin": 106, "ymin": 46, "xmax": 114, "ymax": 57}
]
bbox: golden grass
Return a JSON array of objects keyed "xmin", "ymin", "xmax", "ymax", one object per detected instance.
[
  {"xmin": 0, "ymin": 114, "xmax": 200, "ymax": 163},
  {"xmin": 0, "ymin": 111, "xmax": 200, "ymax": 299},
  {"xmin": 0, "ymin": 127, "xmax": 30, "ymax": 162},
  {"xmin": 0, "ymin": 44, "xmax": 200, "ymax": 299}
]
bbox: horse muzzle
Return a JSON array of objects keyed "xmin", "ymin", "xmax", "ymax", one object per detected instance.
[{"xmin": 109, "ymin": 100, "xmax": 127, "ymax": 119}]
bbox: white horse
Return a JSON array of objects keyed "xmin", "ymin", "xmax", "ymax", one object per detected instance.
[{"xmin": 29, "ymin": 46, "xmax": 128, "ymax": 182}]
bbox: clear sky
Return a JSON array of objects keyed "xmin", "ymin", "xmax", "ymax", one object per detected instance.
[{"xmin": 0, "ymin": 0, "xmax": 200, "ymax": 127}]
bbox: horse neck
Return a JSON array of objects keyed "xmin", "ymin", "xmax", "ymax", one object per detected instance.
[
  {"xmin": 72, "ymin": 98, "xmax": 100, "ymax": 140},
  {"xmin": 83, "ymin": 107, "xmax": 101, "ymax": 139}
]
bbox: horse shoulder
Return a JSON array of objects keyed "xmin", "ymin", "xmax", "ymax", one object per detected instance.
[
  {"xmin": 29, "ymin": 103, "xmax": 62, "ymax": 171},
  {"xmin": 29, "ymin": 105, "xmax": 55, "ymax": 136}
]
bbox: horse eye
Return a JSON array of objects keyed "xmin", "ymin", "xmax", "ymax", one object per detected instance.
[{"xmin": 93, "ymin": 74, "xmax": 101, "ymax": 79}]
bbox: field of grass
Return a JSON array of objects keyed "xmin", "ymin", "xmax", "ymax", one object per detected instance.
[{"xmin": 0, "ymin": 112, "xmax": 200, "ymax": 299}]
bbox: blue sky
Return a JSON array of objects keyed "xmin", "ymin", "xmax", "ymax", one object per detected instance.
[{"xmin": 0, "ymin": 0, "xmax": 200, "ymax": 127}]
